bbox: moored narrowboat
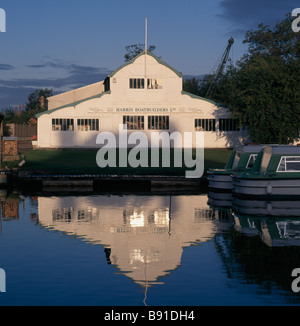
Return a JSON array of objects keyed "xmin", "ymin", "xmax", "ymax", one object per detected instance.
[
  {"xmin": 208, "ymin": 144, "xmax": 262, "ymax": 191},
  {"xmin": 232, "ymin": 145, "xmax": 300, "ymax": 198}
]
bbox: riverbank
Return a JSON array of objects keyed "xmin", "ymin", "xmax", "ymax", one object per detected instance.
[
  {"xmin": 11, "ymin": 148, "xmax": 232, "ymax": 174},
  {"xmin": 4, "ymin": 148, "xmax": 232, "ymax": 191}
]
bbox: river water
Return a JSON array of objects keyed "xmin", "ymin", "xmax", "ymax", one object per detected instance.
[{"xmin": 0, "ymin": 189, "xmax": 299, "ymax": 306}]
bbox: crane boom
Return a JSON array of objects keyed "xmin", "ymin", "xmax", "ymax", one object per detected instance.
[{"xmin": 206, "ymin": 37, "xmax": 234, "ymax": 99}]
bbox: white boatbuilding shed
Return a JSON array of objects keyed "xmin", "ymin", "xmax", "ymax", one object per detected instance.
[{"xmin": 37, "ymin": 51, "xmax": 246, "ymax": 148}]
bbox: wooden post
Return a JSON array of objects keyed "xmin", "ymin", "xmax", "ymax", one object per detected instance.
[{"xmin": 0, "ymin": 115, "xmax": 3, "ymax": 169}]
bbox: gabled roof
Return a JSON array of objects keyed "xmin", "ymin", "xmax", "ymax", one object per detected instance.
[
  {"xmin": 36, "ymin": 91, "xmax": 111, "ymax": 118},
  {"xmin": 36, "ymin": 51, "xmax": 227, "ymax": 119},
  {"xmin": 109, "ymin": 50, "xmax": 183, "ymax": 78},
  {"xmin": 181, "ymin": 91, "xmax": 227, "ymax": 107}
]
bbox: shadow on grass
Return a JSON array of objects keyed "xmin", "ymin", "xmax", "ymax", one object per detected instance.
[{"xmin": 18, "ymin": 148, "xmax": 232, "ymax": 176}]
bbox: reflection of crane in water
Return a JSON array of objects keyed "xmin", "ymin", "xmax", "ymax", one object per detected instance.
[{"xmin": 206, "ymin": 37, "xmax": 234, "ymax": 99}]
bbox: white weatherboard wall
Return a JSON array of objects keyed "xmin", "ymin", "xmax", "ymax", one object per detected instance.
[{"xmin": 37, "ymin": 51, "xmax": 247, "ymax": 148}]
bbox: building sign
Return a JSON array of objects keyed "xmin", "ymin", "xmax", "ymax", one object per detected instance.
[
  {"xmin": 115, "ymin": 108, "xmax": 178, "ymax": 113},
  {"xmin": 88, "ymin": 107, "xmax": 180, "ymax": 114}
]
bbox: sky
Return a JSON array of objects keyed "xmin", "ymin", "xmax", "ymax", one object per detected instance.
[{"xmin": 0, "ymin": 0, "xmax": 298, "ymax": 108}]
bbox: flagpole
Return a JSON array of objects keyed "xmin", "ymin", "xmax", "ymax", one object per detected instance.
[{"xmin": 145, "ymin": 16, "xmax": 147, "ymax": 78}]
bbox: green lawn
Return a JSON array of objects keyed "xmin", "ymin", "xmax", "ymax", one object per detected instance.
[{"xmin": 12, "ymin": 148, "xmax": 232, "ymax": 175}]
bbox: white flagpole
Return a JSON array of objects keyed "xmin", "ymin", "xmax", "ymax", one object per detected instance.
[
  {"xmin": 145, "ymin": 17, "xmax": 147, "ymax": 78},
  {"xmin": 145, "ymin": 16, "xmax": 148, "ymax": 54}
]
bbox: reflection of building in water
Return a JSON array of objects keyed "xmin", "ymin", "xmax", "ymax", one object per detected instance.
[
  {"xmin": 38, "ymin": 195, "xmax": 229, "ymax": 287},
  {"xmin": 1, "ymin": 195, "xmax": 19, "ymax": 221}
]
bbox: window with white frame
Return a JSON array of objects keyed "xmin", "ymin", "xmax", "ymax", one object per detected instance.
[
  {"xmin": 277, "ymin": 156, "xmax": 300, "ymax": 172},
  {"xmin": 123, "ymin": 116, "xmax": 144, "ymax": 130},
  {"xmin": 147, "ymin": 79, "xmax": 162, "ymax": 89},
  {"xmin": 77, "ymin": 119, "xmax": 99, "ymax": 131},
  {"xmin": 148, "ymin": 116, "xmax": 169, "ymax": 130},
  {"xmin": 52, "ymin": 208, "xmax": 73, "ymax": 223},
  {"xmin": 77, "ymin": 208, "xmax": 99, "ymax": 223},
  {"xmin": 195, "ymin": 119, "xmax": 216, "ymax": 131},
  {"xmin": 52, "ymin": 119, "xmax": 74, "ymax": 131},
  {"xmin": 246, "ymin": 154, "xmax": 258, "ymax": 169},
  {"xmin": 129, "ymin": 78, "xmax": 145, "ymax": 89}
]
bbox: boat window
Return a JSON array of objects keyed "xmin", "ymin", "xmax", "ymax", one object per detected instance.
[
  {"xmin": 277, "ymin": 156, "xmax": 300, "ymax": 172},
  {"xmin": 277, "ymin": 157, "xmax": 286, "ymax": 172},
  {"xmin": 246, "ymin": 154, "xmax": 257, "ymax": 169}
]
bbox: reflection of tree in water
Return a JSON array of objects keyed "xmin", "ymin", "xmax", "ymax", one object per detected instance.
[{"xmin": 215, "ymin": 229, "xmax": 300, "ymax": 304}]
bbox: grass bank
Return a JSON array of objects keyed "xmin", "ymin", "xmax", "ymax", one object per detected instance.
[{"xmin": 12, "ymin": 148, "xmax": 232, "ymax": 176}]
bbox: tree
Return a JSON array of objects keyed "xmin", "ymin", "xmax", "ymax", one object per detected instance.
[
  {"xmin": 182, "ymin": 78, "xmax": 201, "ymax": 96},
  {"xmin": 25, "ymin": 88, "xmax": 53, "ymax": 114},
  {"xmin": 124, "ymin": 44, "xmax": 156, "ymax": 62},
  {"xmin": 3, "ymin": 88, "xmax": 53, "ymax": 126},
  {"xmin": 206, "ymin": 14, "xmax": 300, "ymax": 144}
]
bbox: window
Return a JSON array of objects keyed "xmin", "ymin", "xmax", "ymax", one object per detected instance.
[
  {"xmin": 147, "ymin": 79, "xmax": 162, "ymax": 89},
  {"xmin": 195, "ymin": 119, "xmax": 216, "ymax": 131},
  {"xmin": 219, "ymin": 119, "xmax": 240, "ymax": 131},
  {"xmin": 52, "ymin": 208, "xmax": 73, "ymax": 223},
  {"xmin": 77, "ymin": 208, "xmax": 99, "ymax": 223},
  {"xmin": 123, "ymin": 209, "xmax": 145, "ymax": 228},
  {"xmin": 148, "ymin": 116, "xmax": 169, "ymax": 130},
  {"xmin": 129, "ymin": 78, "xmax": 144, "ymax": 89},
  {"xmin": 52, "ymin": 119, "xmax": 74, "ymax": 131},
  {"xmin": 77, "ymin": 119, "xmax": 99, "ymax": 131},
  {"xmin": 246, "ymin": 154, "xmax": 257, "ymax": 169},
  {"xmin": 277, "ymin": 156, "xmax": 300, "ymax": 172},
  {"xmin": 123, "ymin": 116, "xmax": 144, "ymax": 130}
]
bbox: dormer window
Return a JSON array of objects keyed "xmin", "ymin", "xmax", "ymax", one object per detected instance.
[{"xmin": 129, "ymin": 78, "xmax": 144, "ymax": 89}]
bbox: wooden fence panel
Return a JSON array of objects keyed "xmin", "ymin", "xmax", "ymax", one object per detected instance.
[{"xmin": 7, "ymin": 124, "xmax": 37, "ymax": 138}]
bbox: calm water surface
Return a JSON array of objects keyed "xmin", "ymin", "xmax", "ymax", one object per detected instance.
[{"xmin": 0, "ymin": 189, "xmax": 300, "ymax": 306}]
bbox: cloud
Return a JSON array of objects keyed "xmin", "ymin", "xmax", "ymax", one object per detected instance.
[
  {"xmin": 26, "ymin": 64, "xmax": 47, "ymax": 69},
  {"xmin": 0, "ymin": 86, "xmax": 35, "ymax": 108},
  {"xmin": 218, "ymin": 0, "xmax": 299, "ymax": 34},
  {"xmin": 26, "ymin": 60, "xmax": 111, "ymax": 87},
  {"xmin": 0, "ymin": 64, "xmax": 15, "ymax": 70},
  {"xmin": 0, "ymin": 59, "xmax": 112, "ymax": 108}
]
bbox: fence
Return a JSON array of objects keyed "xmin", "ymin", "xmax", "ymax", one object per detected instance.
[{"xmin": 7, "ymin": 124, "xmax": 37, "ymax": 138}]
